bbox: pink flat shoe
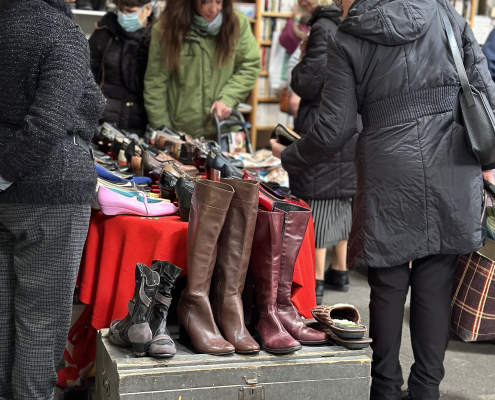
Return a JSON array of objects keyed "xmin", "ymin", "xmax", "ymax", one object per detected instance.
[{"xmin": 97, "ymin": 186, "xmax": 178, "ymax": 217}]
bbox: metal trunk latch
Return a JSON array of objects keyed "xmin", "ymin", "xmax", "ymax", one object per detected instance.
[{"xmin": 239, "ymin": 376, "xmax": 265, "ymax": 400}]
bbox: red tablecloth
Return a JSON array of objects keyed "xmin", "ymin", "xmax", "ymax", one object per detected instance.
[{"xmin": 78, "ymin": 211, "xmax": 316, "ymax": 329}]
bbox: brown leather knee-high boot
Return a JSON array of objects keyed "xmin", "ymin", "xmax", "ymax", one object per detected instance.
[
  {"xmin": 212, "ymin": 178, "xmax": 260, "ymax": 354},
  {"xmin": 177, "ymin": 179, "xmax": 235, "ymax": 355},
  {"xmin": 250, "ymin": 209, "xmax": 301, "ymax": 354},
  {"xmin": 274, "ymin": 202, "xmax": 328, "ymax": 344}
]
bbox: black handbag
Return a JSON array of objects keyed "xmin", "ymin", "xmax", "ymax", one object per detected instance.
[{"xmin": 439, "ymin": 5, "xmax": 495, "ymax": 166}]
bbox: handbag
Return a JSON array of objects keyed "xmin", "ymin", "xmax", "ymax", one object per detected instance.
[
  {"xmin": 439, "ymin": 5, "xmax": 495, "ymax": 166},
  {"xmin": 280, "ymin": 86, "xmax": 290, "ymax": 114},
  {"xmin": 451, "ymin": 181, "xmax": 495, "ymax": 342}
]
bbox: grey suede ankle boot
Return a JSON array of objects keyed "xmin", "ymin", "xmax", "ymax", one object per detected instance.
[{"xmin": 109, "ymin": 263, "xmax": 160, "ymax": 356}]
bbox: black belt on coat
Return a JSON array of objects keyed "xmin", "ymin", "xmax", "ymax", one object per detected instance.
[{"xmin": 0, "ymin": 121, "xmax": 93, "ymax": 159}]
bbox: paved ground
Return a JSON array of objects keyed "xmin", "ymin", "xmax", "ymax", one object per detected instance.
[{"xmin": 323, "ymin": 270, "xmax": 495, "ymax": 400}]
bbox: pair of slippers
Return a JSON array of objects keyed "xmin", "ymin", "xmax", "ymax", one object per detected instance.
[{"xmin": 311, "ymin": 304, "xmax": 372, "ymax": 350}]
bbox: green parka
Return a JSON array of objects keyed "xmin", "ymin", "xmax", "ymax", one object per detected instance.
[{"xmin": 144, "ymin": 11, "xmax": 260, "ymax": 139}]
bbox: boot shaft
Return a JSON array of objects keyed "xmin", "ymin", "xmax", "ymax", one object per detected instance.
[
  {"xmin": 151, "ymin": 260, "xmax": 183, "ymax": 297},
  {"xmin": 184, "ymin": 180, "xmax": 234, "ymax": 298},
  {"xmin": 273, "ymin": 202, "xmax": 311, "ymax": 306},
  {"xmin": 215, "ymin": 178, "xmax": 260, "ymax": 299},
  {"xmin": 250, "ymin": 209, "xmax": 285, "ymax": 308},
  {"xmin": 132, "ymin": 263, "xmax": 160, "ymax": 324}
]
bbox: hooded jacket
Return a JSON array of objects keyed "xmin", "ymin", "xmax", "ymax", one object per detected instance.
[
  {"xmin": 144, "ymin": 11, "xmax": 260, "ymax": 139},
  {"xmin": 290, "ymin": 5, "xmax": 357, "ymax": 200},
  {"xmin": 0, "ymin": 0, "xmax": 105, "ymax": 205},
  {"xmin": 282, "ymin": 0, "xmax": 495, "ymax": 268},
  {"xmin": 89, "ymin": 12, "xmax": 153, "ymax": 136}
]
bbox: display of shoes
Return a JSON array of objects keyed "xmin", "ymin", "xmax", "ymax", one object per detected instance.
[
  {"xmin": 159, "ymin": 164, "xmax": 189, "ymax": 201},
  {"xmin": 97, "ymin": 186, "xmax": 178, "ymax": 217},
  {"xmin": 324, "ymin": 268, "xmax": 350, "ymax": 292}
]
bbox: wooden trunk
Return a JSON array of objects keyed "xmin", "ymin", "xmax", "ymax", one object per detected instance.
[{"xmin": 96, "ymin": 329, "xmax": 371, "ymax": 399}]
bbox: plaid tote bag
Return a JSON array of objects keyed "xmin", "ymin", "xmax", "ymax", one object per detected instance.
[{"xmin": 451, "ymin": 182, "xmax": 495, "ymax": 342}]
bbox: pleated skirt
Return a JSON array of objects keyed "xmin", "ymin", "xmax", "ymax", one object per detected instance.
[{"xmin": 304, "ymin": 198, "xmax": 352, "ymax": 249}]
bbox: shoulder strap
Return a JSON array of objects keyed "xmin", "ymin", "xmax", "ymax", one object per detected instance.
[
  {"xmin": 96, "ymin": 37, "xmax": 114, "ymax": 86},
  {"xmin": 438, "ymin": 4, "xmax": 475, "ymax": 107}
]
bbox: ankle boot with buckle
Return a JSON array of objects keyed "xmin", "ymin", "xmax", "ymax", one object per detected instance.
[
  {"xmin": 177, "ymin": 180, "xmax": 236, "ymax": 355},
  {"xmin": 273, "ymin": 201, "xmax": 328, "ymax": 345},
  {"xmin": 109, "ymin": 263, "xmax": 160, "ymax": 356},
  {"xmin": 212, "ymin": 178, "xmax": 260, "ymax": 354},
  {"xmin": 148, "ymin": 261, "xmax": 183, "ymax": 358},
  {"xmin": 250, "ymin": 209, "xmax": 302, "ymax": 354}
]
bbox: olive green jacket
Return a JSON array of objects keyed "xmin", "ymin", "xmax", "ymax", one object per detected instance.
[{"xmin": 144, "ymin": 11, "xmax": 260, "ymax": 138}]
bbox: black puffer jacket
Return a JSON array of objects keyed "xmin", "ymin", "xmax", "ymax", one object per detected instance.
[
  {"xmin": 282, "ymin": 0, "xmax": 495, "ymax": 269},
  {"xmin": 291, "ymin": 5, "xmax": 357, "ymax": 200},
  {"xmin": 0, "ymin": 0, "xmax": 104, "ymax": 205},
  {"xmin": 88, "ymin": 12, "xmax": 153, "ymax": 135}
]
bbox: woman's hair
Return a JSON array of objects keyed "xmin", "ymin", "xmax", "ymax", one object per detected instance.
[
  {"xmin": 115, "ymin": 0, "xmax": 151, "ymax": 8},
  {"xmin": 316, "ymin": 0, "xmax": 334, "ymax": 6},
  {"xmin": 158, "ymin": 0, "xmax": 240, "ymax": 71}
]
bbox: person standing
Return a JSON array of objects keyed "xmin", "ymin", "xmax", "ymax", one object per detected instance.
[
  {"xmin": 89, "ymin": 0, "xmax": 154, "ymax": 136},
  {"xmin": 273, "ymin": 0, "xmax": 495, "ymax": 398},
  {"xmin": 0, "ymin": 0, "xmax": 104, "ymax": 398},
  {"xmin": 144, "ymin": 0, "xmax": 260, "ymax": 139},
  {"xmin": 286, "ymin": 0, "xmax": 357, "ymax": 304}
]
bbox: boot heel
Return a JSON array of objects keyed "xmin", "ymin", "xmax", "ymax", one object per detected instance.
[
  {"xmin": 131, "ymin": 342, "xmax": 150, "ymax": 357},
  {"xmin": 179, "ymin": 208, "xmax": 190, "ymax": 222},
  {"xmin": 179, "ymin": 322, "xmax": 191, "ymax": 345}
]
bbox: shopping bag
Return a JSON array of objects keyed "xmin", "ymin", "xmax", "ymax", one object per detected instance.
[{"xmin": 451, "ymin": 182, "xmax": 495, "ymax": 342}]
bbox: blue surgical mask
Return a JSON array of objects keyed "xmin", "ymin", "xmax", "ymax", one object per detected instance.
[{"xmin": 117, "ymin": 6, "xmax": 146, "ymax": 33}]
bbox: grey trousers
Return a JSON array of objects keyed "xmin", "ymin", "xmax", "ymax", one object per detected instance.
[{"xmin": 0, "ymin": 204, "xmax": 91, "ymax": 400}]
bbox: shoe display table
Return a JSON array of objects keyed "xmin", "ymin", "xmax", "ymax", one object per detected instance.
[
  {"xmin": 78, "ymin": 210, "xmax": 318, "ymax": 330},
  {"xmin": 96, "ymin": 329, "xmax": 371, "ymax": 400}
]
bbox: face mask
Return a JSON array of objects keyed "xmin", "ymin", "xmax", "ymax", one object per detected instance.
[{"xmin": 117, "ymin": 6, "xmax": 146, "ymax": 33}]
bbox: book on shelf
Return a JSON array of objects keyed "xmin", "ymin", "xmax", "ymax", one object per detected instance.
[
  {"xmin": 256, "ymin": 103, "xmax": 294, "ymax": 127},
  {"xmin": 233, "ymin": 2, "xmax": 256, "ymax": 19},
  {"xmin": 257, "ymin": 77, "xmax": 277, "ymax": 98},
  {"xmin": 261, "ymin": 17, "xmax": 288, "ymax": 40},
  {"xmin": 260, "ymin": 46, "xmax": 271, "ymax": 71},
  {"xmin": 262, "ymin": 0, "xmax": 297, "ymax": 13}
]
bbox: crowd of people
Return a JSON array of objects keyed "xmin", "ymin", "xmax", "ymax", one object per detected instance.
[{"xmin": 0, "ymin": 0, "xmax": 494, "ymax": 399}]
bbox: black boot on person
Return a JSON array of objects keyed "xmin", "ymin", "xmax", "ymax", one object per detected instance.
[
  {"xmin": 324, "ymin": 269, "xmax": 349, "ymax": 292},
  {"xmin": 315, "ymin": 279, "xmax": 325, "ymax": 305}
]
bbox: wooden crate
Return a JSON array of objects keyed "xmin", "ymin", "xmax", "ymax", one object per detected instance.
[{"xmin": 96, "ymin": 329, "xmax": 371, "ymax": 399}]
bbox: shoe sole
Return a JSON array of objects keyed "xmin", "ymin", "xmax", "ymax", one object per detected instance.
[
  {"xmin": 325, "ymin": 284, "xmax": 349, "ymax": 292},
  {"xmin": 261, "ymin": 345, "xmax": 302, "ymax": 354},
  {"xmin": 236, "ymin": 350, "xmax": 261, "ymax": 355},
  {"xmin": 298, "ymin": 339, "xmax": 331, "ymax": 345}
]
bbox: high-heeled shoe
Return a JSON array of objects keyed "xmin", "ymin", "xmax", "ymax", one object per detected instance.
[{"xmin": 205, "ymin": 150, "xmax": 244, "ymax": 179}]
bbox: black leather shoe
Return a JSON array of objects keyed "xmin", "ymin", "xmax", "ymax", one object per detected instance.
[
  {"xmin": 324, "ymin": 269, "xmax": 349, "ymax": 292},
  {"xmin": 315, "ymin": 279, "xmax": 325, "ymax": 305},
  {"xmin": 175, "ymin": 177, "xmax": 195, "ymax": 222},
  {"xmin": 221, "ymin": 163, "xmax": 243, "ymax": 179},
  {"xmin": 159, "ymin": 164, "xmax": 188, "ymax": 201}
]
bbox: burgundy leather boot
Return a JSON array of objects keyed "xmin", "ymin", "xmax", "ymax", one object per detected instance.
[
  {"xmin": 250, "ymin": 209, "xmax": 301, "ymax": 354},
  {"xmin": 212, "ymin": 178, "xmax": 260, "ymax": 354},
  {"xmin": 274, "ymin": 202, "xmax": 328, "ymax": 345},
  {"xmin": 177, "ymin": 180, "xmax": 236, "ymax": 355}
]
